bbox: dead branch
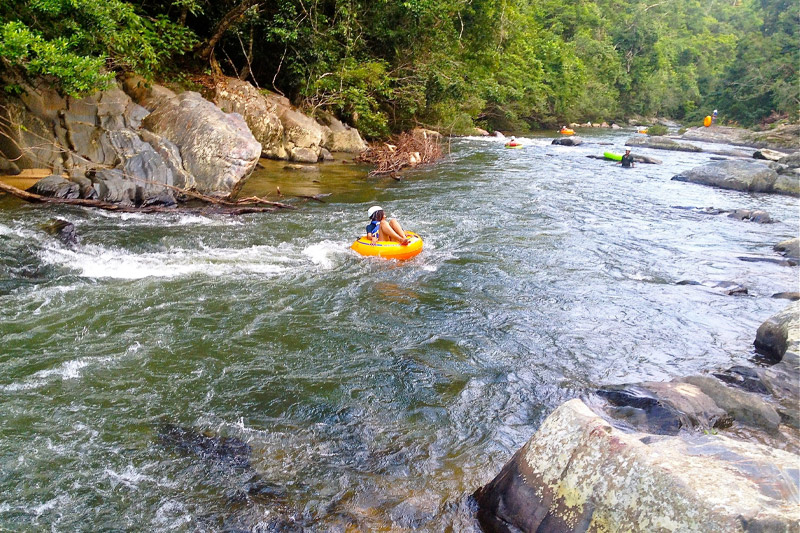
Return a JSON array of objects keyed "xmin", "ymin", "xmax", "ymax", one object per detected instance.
[{"xmin": 356, "ymin": 132, "xmax": 443, "ymax": 176}]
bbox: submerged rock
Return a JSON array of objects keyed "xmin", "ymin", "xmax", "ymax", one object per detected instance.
[
  {"xmin": 754, "ymin": 301, "xmax": 800, "ymax": 363},
  {"xmin": 41, "ymin": 218, "xmax": 79, "ymax": 247},
  {"xmin": 158, "ymin": 423, "xmax": 251, "ymax": 470}
]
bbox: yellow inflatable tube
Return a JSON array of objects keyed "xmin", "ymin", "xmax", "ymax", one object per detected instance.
[{"xmin": 351, "ymin": 231, "xmax": 423, "ymax": 260}]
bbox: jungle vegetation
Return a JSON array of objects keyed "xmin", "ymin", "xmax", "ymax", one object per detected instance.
[{"xmin": 1, "ymin": 0, "xmax": 796, "ymax": 137}]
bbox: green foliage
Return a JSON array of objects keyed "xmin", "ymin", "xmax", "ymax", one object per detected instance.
[
  {"xmin": 1, "ymin": 0, "xmax": 794, "ymax": 131},
  {"xmin": 647, "ymin": 124, "xmax": 669, "ymax": 136},
  {"xmin": 0, "ymin": 0, "xmax": 196, "ymax": 96}
]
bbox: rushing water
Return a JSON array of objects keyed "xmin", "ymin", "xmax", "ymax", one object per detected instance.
[{"xmin": 0, "ymin": 130, "xmax": 797, "ymax": 531}]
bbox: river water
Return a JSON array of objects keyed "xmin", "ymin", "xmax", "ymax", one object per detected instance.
[{"xmin": 0, "ymin": 130, "xmax": 797, "ymax": 531}]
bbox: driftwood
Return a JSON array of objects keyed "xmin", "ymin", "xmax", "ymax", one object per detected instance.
[
  {"xmin": 357, "ymin": 132, "xmax": 442, "ymax": 176},
  {"xmin": 0, "ymin": 181, "xmax": 288, "ymax": 214}
]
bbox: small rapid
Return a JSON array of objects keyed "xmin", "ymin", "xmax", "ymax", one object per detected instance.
[{"xmin": 0, "ymin": 130, "xmax": 797, "ymax": 530}]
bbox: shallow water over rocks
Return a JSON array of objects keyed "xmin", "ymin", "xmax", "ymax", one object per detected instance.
[{"xmin": 0, "ymin": 130, "xmax": 797, "ymax": 530}]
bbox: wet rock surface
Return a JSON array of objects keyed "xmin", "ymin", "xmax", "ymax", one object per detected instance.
[
  {"xmin": 41, "ymin": 218, "xmax": 79, "ymax": 247},
  {"xmin": 552, "ymin": 136, "xmax": 583, "ymax": 146},
  {"xmin": 475, "ymin": 303, "xmax": 800, "ymax": 532},
  {"xmin": 672, "ymin": 159, "xmax": 796, "ymax": 196},
  {"xmin": 626, "ymin": 135, "xmax": 702, "ymax": 152}
]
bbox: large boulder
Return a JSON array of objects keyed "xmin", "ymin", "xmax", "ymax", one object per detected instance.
[
  {"xmin": 626, "ymin": 135, "xmax": 702, "ymax": 152},
  {"xmin": 552, "ymin": 136, "xmax": 583, "ymax": 146},
  {"xmin": 473, "ymin": 399, "xmax": 800, "ymax": 533},
  {"xmin": 206, "ymin": 77, "xmax": 286, "ymax": 160},
  {"xmin": 318, "ymin": 112, "xmax": 367, "ymax": 153},
  {"xmin": 141, "ymin": 91, "xmax": 261, "ymax": 195},
  {"xmin": 672, "ymin": 160, "xmax": 783, "ymax": 194},
  {"xmin": 28, "ymin": 175, "xmax": 79, "ymax": 199}
]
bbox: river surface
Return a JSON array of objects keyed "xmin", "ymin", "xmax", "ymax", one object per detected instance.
[{"xmin": 0, "ymin": 130, "xmax": 797, "ymax": 531}]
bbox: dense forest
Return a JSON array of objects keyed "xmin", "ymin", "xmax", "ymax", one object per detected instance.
[{"xmin": 0, "ymin": 0, "xmax": 797, "ymax": 137}]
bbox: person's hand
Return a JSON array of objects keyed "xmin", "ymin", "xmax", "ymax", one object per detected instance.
[{"xmin": 401, "ymin": 238, "xmax": 410, "ymax": 246}]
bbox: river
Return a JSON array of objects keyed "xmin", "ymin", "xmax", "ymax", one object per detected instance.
[{"xmin": 0, "ymin": 130, "xmax": 797, "ymax": 531}]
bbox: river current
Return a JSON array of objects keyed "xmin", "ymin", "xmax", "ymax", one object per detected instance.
[{"xmin": 0, "ymin": 130, "xmax": 797, "ymax": 531}]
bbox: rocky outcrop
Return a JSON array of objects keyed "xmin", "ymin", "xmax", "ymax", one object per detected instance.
[
  {"xmin": 317, "ymin": 111, "xmax": 368, "ymax": 154},
  {"xmin": 475, "ymin": 303, "xmax": 800, "ymax": 532},
  {"xmin": 168, "ymin": 77, "xmax": 366, "ymax": 164},
  {"xmin": 626, "ymin": 135, "xmax": 702, "ymax": 152},
  {"xmin": 671, "ymin": 160, "xmax": 798, "ymax": 196},
  {"xmin": 138, "ymin": 90, "xmax": 261, "ymax": 195},
  {"xmin": 1, "ymin": 78, "xmax": 266, "ymax": 205},
  {"xmin": 474, "ymin": 399, "xmax": 799, "ymax": 533},
  {"xmin": 681, "ymin": 124, "xmax": 800, "ymax": 151},
  {"xmin": 207, "ymin": 77, "xmax": 286, "ymax": 160}
]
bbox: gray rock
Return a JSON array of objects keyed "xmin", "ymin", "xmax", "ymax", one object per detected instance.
[
  {"xmin": 754, "ymin": 301, "xmax": 800, "ymax": 363},
  {"xmin": 319, "ymin": 148, "xmax": 334, "ymax": 161},
  {"xmin": 0, "ymin": 156, "xmax": 20, "ymax": 175},
  {"xmin": 774, "ymin": 237, "xmax": 800, "ymax": 261},
  {"xmin": 626, "ymin": 135, "xmax": 702, "ymax": 152},
  {"xmin": 633, "ymin": 154, "xmax": 662, "ymax": 164},
  {"xmin": 772, "ymin": 292, "xmax": 800, "ymax": 301},
  {"xmin": 681, "ymin": 375, "xmax": 781, "ymax": 432},
  {"xmin": 318, "ymin": 111, "xmax": 367, "ymax": 153},
  {"xmin": 680, "ymin": 125, "xmax": 800, "ymax": 151},
  {"xmin": 758, "ymin": 351, "xmax": 800, "ymax": 429},
  {"xmin": 778, "ymin": 151, "xmax": 800, "ymax": 169},
  {"xmin": 726, "ymin": 209, "xmax": 772, "ymax": 223},
  {"xmin": 290, "ymin": 146, "xmax": 320, "ymax": 163},
  {"xmin": 41, "ymin": 219, "xmax": 79, "ymax": 247},
  {"xmin": 551, "ymin": 136, "xmax": 583, "ymax": 146},
  {"xmin": 672, "ymin": 160, "xmax": 781, "ymax": 194},
  {"xmin": 142, "ymin": 91, "xmax": 261, "ymax": 195},
  {"xmin": 772, "ymin": 172, "xmax": 800, "ymax": 196},
  {"xmin": 27, "ymin": 175, "xmax": 79, "ymax": 199},
  {"xmin": 474, "ymin": 399, "xmax": 800, "ymax": 533},
  {"xmin": 753, "ymin": 148, "xmax": 788, "ymax": 161},
  {"xmin": 208, "ymin": 77, "xmax": 287, "ymax": 160}
]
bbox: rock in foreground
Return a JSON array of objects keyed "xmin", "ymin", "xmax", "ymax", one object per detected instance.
[
  {"xmin": 474, "ymin": 399, "xmax": 799, "ymax": 533},
  {"xmin": 475, "ymin": 303, "xmax": 800, "ymax": 532}
]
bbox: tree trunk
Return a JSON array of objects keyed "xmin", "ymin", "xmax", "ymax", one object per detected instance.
[{"xmin": 197, "ymin": 0, "xmax": 261, "ymax": 61}]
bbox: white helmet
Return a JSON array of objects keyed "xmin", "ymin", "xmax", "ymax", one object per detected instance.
[{"xmin": 367, "ymin": 205, "xmax": 383, "ymax": 217}]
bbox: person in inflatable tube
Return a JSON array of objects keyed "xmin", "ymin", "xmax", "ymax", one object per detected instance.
[
  {"xmin": 366, "ymin": 206, "xmax": 410, "ymax": 245},
  {"xmin": 620, "ymin": 149, "xmax": 635, "ymax": 168}
]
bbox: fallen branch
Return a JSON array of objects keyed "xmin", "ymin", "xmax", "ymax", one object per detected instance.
[{"xmin": 357, "ymin": 131, "xmax": 442, "ymax": 176}]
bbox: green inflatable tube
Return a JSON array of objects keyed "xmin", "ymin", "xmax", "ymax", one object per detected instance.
[{"xmin": 604, "ymin": 151, "xmax": 622, "ymax": 161}]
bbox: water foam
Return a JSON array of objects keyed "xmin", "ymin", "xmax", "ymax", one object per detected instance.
[
  {"xmin": 38, "ymin": 243, "xmax": 291, "ymax": 279},
  {"xmin": 302, "ymin": 240, "xmax": 348, "ymax": 269}
]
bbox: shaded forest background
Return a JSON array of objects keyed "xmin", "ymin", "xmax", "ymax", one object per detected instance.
[{"xmin": 1, "ymin": 0, "xmax": 797, "ymax": 137}]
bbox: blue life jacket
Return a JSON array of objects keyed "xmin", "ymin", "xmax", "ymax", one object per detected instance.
[{"xmin": 366, "ymin": 220, "xmax": 380, "ymax": 237}]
